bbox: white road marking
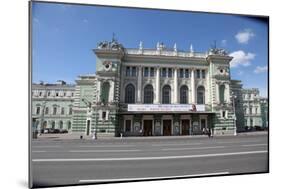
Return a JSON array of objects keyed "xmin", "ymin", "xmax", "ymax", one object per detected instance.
[
  {"xmin": 79, "ymin": 172, "xmax": 230, "ymax": 183},
  {"xmin": 216, "ymin": 140, "xmax": 263, "ymax": 144},
  {"xmin": 78, "ymin": 145, "xmax": 135, "ymax": 148},
  {"xmin": 242, "ymin": 144, "xmax": 267, "ymax": 147},
  {"xmin": 32, "ymin": 150, "xmax": 267, "ymax": 162},
  {"xmin": 32, "ymin": 151, "xmax": 46, "ymax": 153},
  {"xmin": 32, "ymin": 146, "xmax": 61, "ymax": 148},
  {"xmin": 162, "ymin": 146, "xmax": 225, "ymax": 151},
  {"xmin": 152, "ymin": 143, "xmax": 202, "ymax": 146},
  {"xmin": 69, "ymin": 149, "xmax": 141, "ymax": 153}
]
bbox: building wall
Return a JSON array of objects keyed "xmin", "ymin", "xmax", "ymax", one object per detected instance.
[{"xmin": 32, "ymin": 82, "xmax": 75, "ymax": 132}]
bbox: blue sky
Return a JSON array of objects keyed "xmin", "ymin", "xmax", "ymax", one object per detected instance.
[{"xmin": 32, "ymin": 2, "xmax": 268, "ymax": 97}]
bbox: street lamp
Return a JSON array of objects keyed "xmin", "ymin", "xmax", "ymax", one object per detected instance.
[
  {"xmin": 82, "ymin": 98, "xmax": 97, "ymax": 139},
  {"xmin": 39, "ymin": 83, "xmax": 48, "ymax": 136},
  {"xmin": 231, "ymin": 92, "xmax": 237, "ymax": 136}
]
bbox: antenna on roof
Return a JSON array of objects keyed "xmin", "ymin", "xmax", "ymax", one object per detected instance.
[
  {"xmin": 112, "ymin": 32, "xmax": 117, "ymax": 42},
  {"xmin": 212, "ymin": 40, "xmax": 217, "ymax": 49}
]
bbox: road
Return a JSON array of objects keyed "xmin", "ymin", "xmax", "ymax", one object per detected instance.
[{"xmin": 30, "ymin": 134, "xmax": 268, "ymax": 188}]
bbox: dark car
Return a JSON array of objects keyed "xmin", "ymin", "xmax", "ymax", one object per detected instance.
[
  {"xmin": 53, "ymin": 129, "xmax": 60, "ymax": 133},
  {"xmin": 60, "ymin": 129, "xmax": 68, "ymax": 133}
]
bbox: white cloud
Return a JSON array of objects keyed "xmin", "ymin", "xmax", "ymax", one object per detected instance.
[
  {"xmin": 254, "ymin": 66, "xmax": 268, "ymax": 74},
  {"xmin": 235, "ymin": 29, "xmax": 255, "ymax": 44},
  {"xmin": 229, "ymin": 50, "xmax": 256, "ymax": 68},
  {"xmin": 33, "ymin": 17, "xmax": 39, "ymax": 23},
  {"xmin": 221, "ymin": 40, "xmax": 227, "ymax": 46}
]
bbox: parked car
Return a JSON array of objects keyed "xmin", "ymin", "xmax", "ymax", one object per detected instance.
[
  {"xmin": 60, "ymin": 129, "xmax": 68, "ymax": 133},
  {"xmin": 53, "ymin": 129, "xmax": 60, "ymax": 133}
]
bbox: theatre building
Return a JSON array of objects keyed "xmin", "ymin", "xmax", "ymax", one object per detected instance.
[{"xmin": 70, "ymin": 39, "xmax": 238, "ymax": 137}]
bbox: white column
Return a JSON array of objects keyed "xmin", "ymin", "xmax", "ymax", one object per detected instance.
[
  {"xmin": 174, "ymin": 68, "xmax": 178, "ymax": 103},
  {"xmin": 191, "ymin": 68, "xmax": 196, "ymax": 104},
  {"xmin": 216, "ymin": 83, "xmax": 219, "ymax": 103},
  {"xmin": 225, "ymin": 83, "xmax": 230, "ymax": 103},
  {"xmin": 137, "ymin": 66, "xmax": 142, "ymax": 103},
  {"xmin": 155, "ymin": 67, "xmax": 160, "ymax": 103},
  {"xmin": 109, "ymin": 80, "xmax": 114, "ymax": 102}
]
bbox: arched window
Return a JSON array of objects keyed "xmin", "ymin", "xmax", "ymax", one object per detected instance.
[
  {"xmin": 219, "ymin": 85, "xmax": 225, "ymax": 103},
  {"xmin": 51, "ymin": 121, "xmax": 55, "ymax": 129},
  {"xmin": 125, "ymin": 84, "xmax": 135, "ymax": 103},
  {"xmin": 197, "ymin": 86, "xmax": 205, "ymax": 104},
  {"xmin": 59, "ymin": 121, "xmax": 63, "ymax": 129},
  {"xmin": 53, "ymin": 107, "xmax": 57, "ymax": 115},
  {"xmin": 43, "ymin": 121, "xmax": 47, "ymax": 129},
  {"xmin": 45, "ymin": 107, "xmax": 49, "ymax": 115},
  {"xmin": 101, "ymin": 82, "xmax": 110, "ymax": 103},
  {"xmin": 162, "ymin": 85, "xmax": 171, "ymax": 104},
  {"xmin": 68, "ymin": 121, "xmax": 72, "ymax": 130},
  {"xmin": 144, "ymin": 85, "xmax": 154, "ymax": 104},
  {"xmin": 180, "ymin": 86, "xmax": 189, "ymax": 104},
  {"xmin": 36, "ymin": 107, "xmax": 40, "ymax": 115},
  {"xmin": 61, "ymin": 107, "xmax": 65, "ymax": 115},
  {"xmin": 69, "ymin": 107, "xmax": 73, "ymax": 115}
]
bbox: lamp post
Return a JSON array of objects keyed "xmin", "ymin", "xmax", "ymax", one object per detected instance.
[
  {"xmin": 39, "ymin": 84, "xmax": 48, "ymax": 136},
  {"xmin": 231, "ymin": 92, "xmax": 237, "ymax": 136},
  {"xmin": 82, "ymin": 98, "xmax": 96, "ymax": 139}
]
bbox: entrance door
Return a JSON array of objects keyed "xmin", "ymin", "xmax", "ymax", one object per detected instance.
[
  {"xmin": 86, "ymin": 120, "xmax": 90, "ymax": 136},
  {"xmin": 163, "ymin": 120, "xmax": 172, "ymax": 136},
  {"xmin": 181, "ymin": 119, "xmax": 190, "ymax": 135},
  {"xmin": 143, "ymin": 120, "xmax": 153, "ymax": 136}
]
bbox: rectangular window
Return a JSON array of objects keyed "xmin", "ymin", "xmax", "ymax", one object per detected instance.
[
  {"xmin": 39, "ymin": 92, "xmax": 42, "ymax": 96},
  {"xmin": 168, "ymin": 68, "xmax": 172, "ymax": 77},
  {"xmin": 162, "ymin": 68, "xmax": 166, "ymax": 77},
  {"xmin": 202, "ymin": 70, "xmax": 205, "ymax": 79},
  {"xmin": 102, "ymin": 111, "xmax": 106, "ymax": 120},
  {"xmin": 125, "ymin": 120, "xmax": 131, "ymax": 132},
  {"xmin": 249, "ymin": 108, "xmax": 252, "ymax": 115},
  {"xmin": 69, "ymin": 107, "xmax": 72, "ymax": 115},
  {"xmin": 126, "ymin": 67, "xmax": 130, "ymax": 76},
  {"xmin": 132, "ymin": 67, "xmax": 136, "ymax": 77},
  {"xmin": 150, "ymin": 67, "xmax": 154, "ymax": 77},
  {"xmin": 196, "ymin": 69, "xmax": 200, "ymax": 78},
  {"xmin": 61, "ymin": 108, "xmax": 64, "ymax": 115},
  {"xmin": 47, "ymin": 92, "xmax": 50, "ymax": 96},
  {"xmin": 144, "ymin": 67, "xmax": 149, "ymax": 77},
  {"xmin": 56, "ymin": 92, "xmax": 59, "ymax": 97},
  {"xmin": 179, "ymin": 69, "xmax": 184, "ymax": 78},
  {"xmin": 185, "ymin": 69, "xmax": 189, "ymax": 78},
  {"xmin": 255, "ymin": 108, "xmax": 258, "ymax": 114}
]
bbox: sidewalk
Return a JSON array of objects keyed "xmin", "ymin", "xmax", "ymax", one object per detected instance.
[{"xmin": 34, "ymin": 131, "xmax": 268, "ymax": 141}]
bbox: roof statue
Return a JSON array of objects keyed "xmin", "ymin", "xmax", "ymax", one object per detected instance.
[
  {"xmin": 173, "ymin": 43, "xmax": 177, "ymax": 52},
  {"xmin": 97, "ymin": 34, "xmax": 124, "ymax": 50},
  {"xmin": 139, "ymin": 41, "xmax": 143, "ymax": 50},
  {"xmin": 190, "ymin": 44, "xmax": 194, "ymax": 53}
]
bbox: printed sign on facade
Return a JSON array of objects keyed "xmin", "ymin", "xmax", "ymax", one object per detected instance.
[{"xmin": 128, "ymin": 104, "xmax": 205, "ymax": 112}]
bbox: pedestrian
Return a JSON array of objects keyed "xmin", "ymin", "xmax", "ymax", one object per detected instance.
[{"xmin": 207, "ymin": 129, "xmax": 211, "ymax": 138}]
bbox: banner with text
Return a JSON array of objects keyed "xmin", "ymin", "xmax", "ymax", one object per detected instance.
[{"xmin": 128, "ymin": 104, "xmax": 205, "ymax": 112}]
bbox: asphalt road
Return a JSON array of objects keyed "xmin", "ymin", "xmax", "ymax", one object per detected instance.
[{"xmin": 30, "ymin": 134, "xmax": 268, "ymax": 188}]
